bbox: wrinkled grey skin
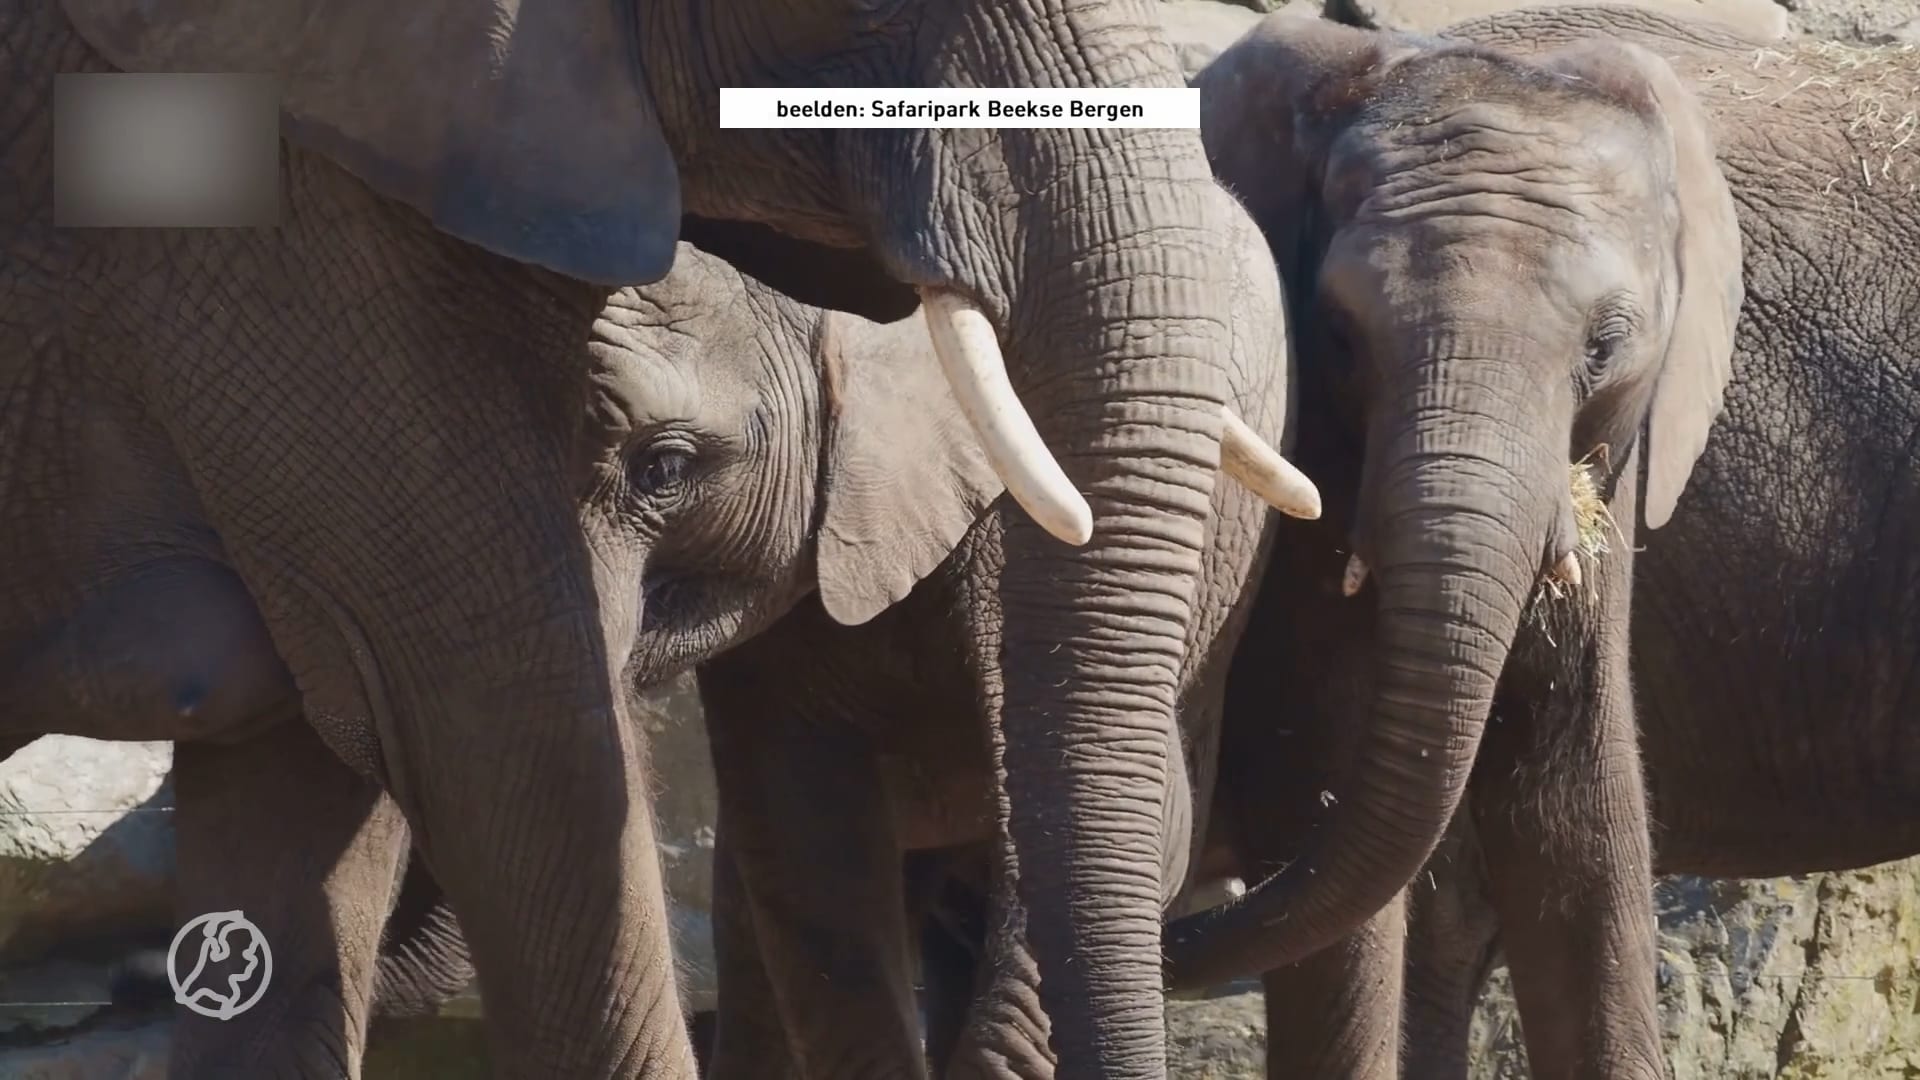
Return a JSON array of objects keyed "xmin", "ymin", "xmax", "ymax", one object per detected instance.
[
  {"xmin": 14, "ymin": 0, "xmax": 1280, "ymax": 1076},
  {"xmin": 1, "ymin": 197, "xmax": 979, "ymax": 1077},
  {"xmin": 1162, "ymin": 10, "xmax": 1748, "ymax": 1078},
  {"xmin": 695, "ymin": 212, "xmax": 1291, "ymax": 1080},
  {"xmin": 1215, "ymin": 10, "xmax": 1920, "ymax": 1079},
  {"xmin": 350, "ymin": 211, "xmax": 1298, "ymax": 1078},
  {"xmin": 360, "ymin": 241, "xmax": 1021, "ymax": 1040}
]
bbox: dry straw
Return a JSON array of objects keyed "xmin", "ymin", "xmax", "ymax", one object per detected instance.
[
  {"xmin": 1533, "ymin": 451, "xmax": 1620, "ymax": 611},
  {"xmin": 1696, "ymin": 40, "xmax": 1917, "ymax": 195}
]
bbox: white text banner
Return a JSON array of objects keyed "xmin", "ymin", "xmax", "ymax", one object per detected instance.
[{"xmin": 719, "ymin": 88, "xmax": 1199, "ymax": 129}]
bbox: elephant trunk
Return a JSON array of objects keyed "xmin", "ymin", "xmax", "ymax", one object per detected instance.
[
  {"xmin": 984, "ymin": 305, "xmax": 1231, "ymax": 1076},
  {"xmin": 797, "ymin": 7, "xmax": 1296, "ymax": 1071},
  {"xmin": 397, "ymin": 680, "xmax": 695, "ymax": 1078},
  {"xmin": 1166, "ymin": 337, "xmax": 1554, "ymax": 989},
  {"xmin": 912, "ymin": 147, "xmax": 1252, "ymax": 1080}
]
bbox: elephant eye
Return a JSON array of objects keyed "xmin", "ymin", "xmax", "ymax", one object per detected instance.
[
  {"xmin": 629, "ymin": 440, "xmax": 697, "ymax": 499},
  {"xmin": 1585, "ymin": 310, "xmax": 1637, "ymax": 379}
]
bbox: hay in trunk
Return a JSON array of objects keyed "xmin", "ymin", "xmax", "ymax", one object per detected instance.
[{"xmin": 1529, "ymin": 456, "xmax": 1619, "ymax": 618}]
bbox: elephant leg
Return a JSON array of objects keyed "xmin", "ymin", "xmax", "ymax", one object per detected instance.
[
  {"xmin": 940, "ymin": 883, "xmax": 1053, "ymax": 1079},
  {"xmin": 690, "ymin": 1009, "xmax": 719, "ymax": 1078},
  {"xmin": 1401, "ymin": 817, "xmax": 1506, "ymax": 1080},
  {"xmin": 701, "ymin": 679, "xmax": 924, "ymax": 1080},
  {"xmin": 907, "ymin": 853, "xmax": 987, "ymax": 1076},
  {"xmin": 1472, "ymin": 556, "xmax": 1660, "ymax": 1080},
  {"xmin": 707, "ymin": 826, "xmax": 801, "ymax": 1080},
  {"xmin": 1259, "ymin": 891, "xmax": 1406, "ymax": 1080},
  {"xmin": 171, "ymin": 719, "xmax": 407, "ymax": 1079}
]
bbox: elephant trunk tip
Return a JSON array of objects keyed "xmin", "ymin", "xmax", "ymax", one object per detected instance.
[{"xmin": 1341, "ymin": 552, "xmax": 1368, "ymax": 597}]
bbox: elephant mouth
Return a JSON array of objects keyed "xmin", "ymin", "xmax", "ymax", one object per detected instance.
[
  {"xmin": 636, "ymin": 572, "xmax": 687, "ymax": 636},
  {"xmin": 629, "ymin": 571, "xmax": 763, "ymax": 688}
]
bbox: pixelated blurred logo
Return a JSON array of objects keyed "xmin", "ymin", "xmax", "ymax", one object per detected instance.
[{"xmin": 168, "ymin": 910, "xmax": 273, "ymax": 1020}]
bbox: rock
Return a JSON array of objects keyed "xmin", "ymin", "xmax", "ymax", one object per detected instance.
[
  {"xmin": 1155, "ymin": 859, "xmax": 1920, "ymax": 1077},
  {"xmin": 0, "ymin": 739, "xmax": 173, "ymax": 965},
  {"xmin": 1160, "ymin": 0, "xmax": 1268, "ymax": 79},
  {"xmin": 1469, "ymin": 859, "xmax": 1920, "ymax": 1078},
  {"xmin": 1778, "ymin": 0, "xmax": 1920, "ymax": 44},
  {"xmin": 1166, "ymin": 983, "xmax": 1268, "ymax": 1078},
  {"xmin": 0, "ymin": 956, "xmax": 124, "ymax": 1037},
  {"xmin": 1328, "ymin": 0, "xmax": 1790, "ymax": 40}
]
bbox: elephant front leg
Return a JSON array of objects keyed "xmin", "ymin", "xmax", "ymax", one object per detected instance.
[
  {"xmin": 1401, "ymin": 816, "xmax": 1506, "ymax": 1080},
  {"xmin": 701, "ymin": 663, "xmax": 926, "ymax": 1080},
  {"xmin": 171, "ymin": 719, "xmax": 408, "ymax": 1079},
  {"xmin": 1260, "ymin": 892, "xmax": 1406, "ymax": 1080},
  {"xmin": 707, "ymin": 829, "xmax": 802, "ymax": 1080},
  {"xmin": 1472, "ymin": 550, "xmax": 1661, "ymax": 1080}
]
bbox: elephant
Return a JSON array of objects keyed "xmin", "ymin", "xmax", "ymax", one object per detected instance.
[
  {"xmin": 1136, "ymin": 4, "xmax": 1920, "ymax": 1068},
  {"xmin": 298, "ymin": 204, "xmax": 1314, "ymax": 1076},
  {"xmin": 1147, "ymin": 7, "xmax": 1755, "ymax": 1078},
  {"xmin": 1190, "ymin": 8, "xmax": 1912, "ymax": 1076},
  {"xmin": 691, "ymin": 201, "xmax": 1301, "ymax": 1079},
  {"xmin": 13, "ymin": 0, "xmax": 1316, "ymax": 1075}
]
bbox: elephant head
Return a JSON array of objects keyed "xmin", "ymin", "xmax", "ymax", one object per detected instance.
[
  {"xmin": 1165, "ymin": 16, "xmax": 1742, "ymax": 986},
  {"xmin": 52, "ymin": 0, "xmax": 1317, "ymax": 1068}
]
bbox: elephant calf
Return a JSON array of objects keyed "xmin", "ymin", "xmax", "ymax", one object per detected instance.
[{"xmin": 1167, "ymin": 6, "xmax": 1918, "ymax": 1079}]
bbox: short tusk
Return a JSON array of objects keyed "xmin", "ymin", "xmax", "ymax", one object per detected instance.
[
  {"xmin": 1220, "ymin": 407, "xmax": 1322, "ymax": 520},
  {"xmin": 919, "ymin": 289, "xmax": 1093, "ymax": 546},
  {"xmin": 1342, "ymin": 553, "xmax": 1368, "ymax": 597},
  {"xmin": 1548, "ymin": 550, "xmax": 1583, "ymax": 589}
]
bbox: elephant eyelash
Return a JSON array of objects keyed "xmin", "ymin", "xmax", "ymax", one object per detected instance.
[
  {"xmin": 1584, "ymin": 334, "xmax": 1619, "ymax": 372},
  {"xmin": 625, "ymin": 435, "xmax": 703, "ymax": 502},
  {"xmin": 1584, "ymin": 310, "xmax": 1638, "ymax": 376}
]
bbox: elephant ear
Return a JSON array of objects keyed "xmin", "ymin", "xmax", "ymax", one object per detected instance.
[
  {"xmin": 61, "ymin": 0, "xmax": 679, "ymax": 285},
  {"xmin": 1540, "ymin": 39, "xmax": 1743, "ymax": 529},
  {"xmin": 816, "ymin": 309, "xmax": 1003, "ymax": 627},
  {"xmin": 1192, "ymin": 14, "xmax": 1424, "ymax": 258}
]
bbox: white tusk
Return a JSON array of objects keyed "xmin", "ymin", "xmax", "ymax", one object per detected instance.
[
  {"xmin": 1548, "ymin": 551, "xmax": 1583, "ymax": 589},
  {"xmin": 1220, "ymin": 407, "xmax": 1322, "ymax": 520},
  {"xmin": 1342, "ymin": 553, "xmax": 1368, "ymax": 597},
  {"xmin": 919, "ymin": 289, "xmax": 1093, "ymax": 546}
]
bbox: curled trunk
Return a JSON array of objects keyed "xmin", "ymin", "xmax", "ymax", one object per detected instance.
[{"xmin": 1166, "ymin": 351, "xmax": 1551, "ymax": 990}]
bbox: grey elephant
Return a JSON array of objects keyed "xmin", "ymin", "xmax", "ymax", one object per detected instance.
[
  {"xmin": 328, "ymin": 212, "xmax": 1314, "ymax": 1076},
  {"xmin": 691, "ymin": 205, "xmax": 1302, "ymax": 1079},
  {"xmin": 11, "ymin": 0, "xmax": 1313, "ymax": 1074},
  {"xmin": 1162, "ymin": 5, "xmax": 1916, "ymax": 1079},
  {"xmin": 1151, "ymin": 6, "xmax": 1748, "ymax": 1078}
]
